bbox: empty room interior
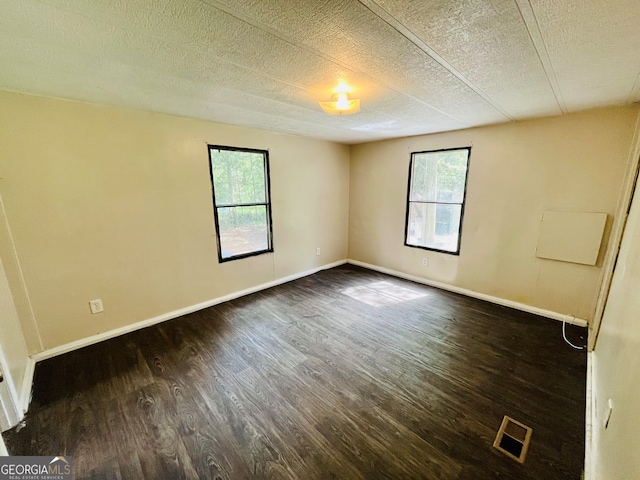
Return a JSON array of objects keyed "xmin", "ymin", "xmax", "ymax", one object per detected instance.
[{"xmin": 1, "ymin": 0, "xmax": 640, "ymax": 479}]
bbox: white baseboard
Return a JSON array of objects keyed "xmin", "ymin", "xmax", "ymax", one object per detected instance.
[
  {"xmin": 31, "ymin": 259, "xmax": 347, "ymax": 362},
  {"xmin": 584, "ymin": 351, "xmax": 596, "ymax": 480},
  {"xmin": 347, "ymin": 259, "xmax": 589, "ymax": 328},
  {"xmin": 19, "ymin": 358, "xmax": 35, "ymax": 414}
]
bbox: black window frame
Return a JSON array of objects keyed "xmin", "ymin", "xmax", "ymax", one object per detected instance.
[
  {"xmin": 403, "ymin": 146, "xmax": 471, "ymax": 256},
  {"xmin": 207, "ymin": 144, "xmax": 274, "ymax": 263}
]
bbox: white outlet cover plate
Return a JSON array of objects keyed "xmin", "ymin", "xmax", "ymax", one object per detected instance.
[{"xmin": 89, "ymin": 299, "xmax": 104, "ymax": 314}]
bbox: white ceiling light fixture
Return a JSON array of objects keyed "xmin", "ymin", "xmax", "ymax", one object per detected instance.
[{"xmin": 320, "ymin": 82, "xmax": 360, "ymax": 115}]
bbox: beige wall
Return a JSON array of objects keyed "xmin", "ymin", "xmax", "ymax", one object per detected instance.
[
  {"xmin": 592, "ymin": 179, "xmax": 640, "ymax": 478},
  {"xmin": 349, "ymin": 106, "xmax": 640, "ymax": 321},
  {"xmin": 0, "ymin": 91, "xmax": 350, "ymax": 352},
  {"xmin": 1, "ymin": 88, "xmax": 637, "ymax": 358}
]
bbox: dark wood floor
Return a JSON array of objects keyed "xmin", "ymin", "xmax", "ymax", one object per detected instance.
[{"xmin": 3, "ymin": 265, "xmax": 587, "ymax": 479}]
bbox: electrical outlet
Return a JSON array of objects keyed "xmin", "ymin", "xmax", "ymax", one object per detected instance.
[
  {"xmin": 89, "ymin": 299, "xmax": 104, "ymax": 314},
  {"xmin": 316, "ymin": 247, "xmax": 321, "ymax": 256},
  {"xmin": 422, "ymin": 258, "xmax": 429, "ymax": 267}
]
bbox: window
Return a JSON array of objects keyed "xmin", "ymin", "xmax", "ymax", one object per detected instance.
[
  {"xmin": 208, "ymin": 145, "xmax": 273, "ymax": 262},
  {"xmin": 404, "ymin": 147, "xmax": 470, "ymax": 255}
]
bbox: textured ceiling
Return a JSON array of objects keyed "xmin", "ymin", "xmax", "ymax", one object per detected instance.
[{"xmin": 1, "ymin": 0, "xmax": 639, "ymax": 144}]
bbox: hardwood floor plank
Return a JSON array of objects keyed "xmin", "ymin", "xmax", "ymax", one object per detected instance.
[
  {"xmin": 113, "ymin": 452, "xmax": 144, "ymax": 480},
  {"xmin": 233, "ymin": 367, "xmax": 367, "ymax": 480},
  {"xmin": 296, "ymin": 357, "xmax": 464, "ymax": 479},
  {"xmin": 3, "ymin": 265, "xmax": 586, "ymax": 479},
  {"xmin": 66, "ymin": 391, "xmax": 117, "ymax": 477},
  {"xmin": 119, "ymin": 384, "xmax": 200, "ymax": 479}
]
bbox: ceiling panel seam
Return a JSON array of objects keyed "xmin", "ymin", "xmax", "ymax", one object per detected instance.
[
  {"xmin": 0, "ymin": 3, "xmax": 362, "ymax": 132},
  {"xmin": 14, "ymin": 0, "xmax": 635, "ymax": 143},
  {"xmin": 27, "ymin": 0, "xmax": 337, "ymax": 100},
  {"xmin": 170, "ymin": 90, "xmax": 374, "ymax": 131},
  {"xmin": 0, "ymin": 52, "xmax": 347, "ymax": 124},
  {"xmin": 358, "ymin": 0, "xmax": 514, "ymax": 121},
  {"xmin": 198, "ymin": 0, "xmax": 468, "ymax": 126},
  {"xmin": 28, "ymin": 0, "xmax": 461, "ymax": 128},
  {"xmin": 0, "ymin": 83, "xmax": 360, "ymax": 140},
  {"xmin": 514, "ymin": 0, "xmax": 567, "ymax": 114}
]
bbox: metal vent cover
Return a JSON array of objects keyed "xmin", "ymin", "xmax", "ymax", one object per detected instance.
[{"xmin": 493, "ymin": 415, "xmax": 533, "ymax": 463}]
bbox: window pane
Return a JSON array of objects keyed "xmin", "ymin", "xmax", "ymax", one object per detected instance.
[
  {"xmin": 406, "ymin": 203, "xmax": 462, "ymax": 252},
  {"xmin": 217, "ymin": 205, "xmax": 269, "ymax": 259},
  {"xmin": 211, "ymin": 149, "xmax": 266, "ymax": 205},
  {"xmin": 410, "ymin": 150, "xmax": 468, "ymax": 203}
]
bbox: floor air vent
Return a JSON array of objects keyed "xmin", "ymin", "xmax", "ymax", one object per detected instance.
[{"xmin": 493, "ymin": 415, "xmax": 533, "ymax": 463}]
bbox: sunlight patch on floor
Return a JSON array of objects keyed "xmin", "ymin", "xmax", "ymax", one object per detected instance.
[{"xmin": 341, "ymin": 281, "xmax": 427, "ymax": 307}]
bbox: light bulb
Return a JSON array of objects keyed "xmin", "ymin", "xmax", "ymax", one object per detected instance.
[
  {"xmin": 335, "ymin": 93, "xmax": 350, "ymax": 110},
  {"xmin": 334, "ymin": 82, "xmax": 352, "ymax": 94}
]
